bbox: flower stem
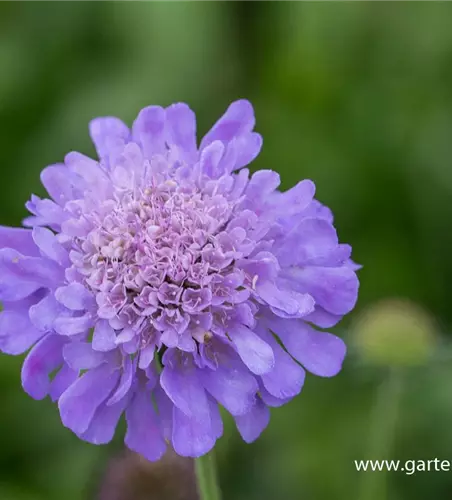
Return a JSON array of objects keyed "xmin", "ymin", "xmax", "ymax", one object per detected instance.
[
  {"xmin": 195, "ymin": 451, "xmax": 222, "ymax": 500},
  {"xmin": 359, "ymin": 367, "xmax": 404, "ymax": 500}
]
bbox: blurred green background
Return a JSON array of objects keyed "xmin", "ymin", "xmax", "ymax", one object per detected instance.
[{"xmin": 1, "ymin": 2, "xmax": 452, "ymax": 499}]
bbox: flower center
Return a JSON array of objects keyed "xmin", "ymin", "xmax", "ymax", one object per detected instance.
[{"xmin": 68, "ymin": 178, "xmax": 245, "ymax": 348}]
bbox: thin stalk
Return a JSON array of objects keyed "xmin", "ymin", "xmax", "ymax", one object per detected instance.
[
  {"xmin": 195, "ymin": 451, "xmax": 222, "ymax": 500},
  {"xmin": 359, "ymin": 367, "xmax": 404, "ymax": 500}
]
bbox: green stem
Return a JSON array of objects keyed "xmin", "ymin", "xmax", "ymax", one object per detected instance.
[
  {"xmin": 359, "ymin": 367, "xmax": 404, "ymax": 500},
  {"xmin": 195, "ymin": 451, "xmax": 222, "ymax": 500}
]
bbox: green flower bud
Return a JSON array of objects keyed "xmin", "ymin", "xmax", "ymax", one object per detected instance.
[{"xmin": 353, "ymin": 299, "xmax": 436, "ymax": 367}]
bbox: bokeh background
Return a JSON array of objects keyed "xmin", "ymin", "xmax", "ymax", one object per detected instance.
[{"xmin": 1, "ymin": 2, "xmax": 452, "ymax": 499}]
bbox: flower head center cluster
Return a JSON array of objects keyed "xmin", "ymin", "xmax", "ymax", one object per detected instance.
[{"xmin": 70, "ymin": 176, "xmax": 248, "ymax": 352}]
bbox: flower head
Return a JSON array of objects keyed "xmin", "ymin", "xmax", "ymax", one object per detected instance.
[{"xmin": 0, "ymin": 100, "xmax": 359, "ymax": 459}]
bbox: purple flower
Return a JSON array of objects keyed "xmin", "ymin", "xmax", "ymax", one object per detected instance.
[{"xmin": 0, "ymin": 100, "xmax": 359, "ymax": 460}]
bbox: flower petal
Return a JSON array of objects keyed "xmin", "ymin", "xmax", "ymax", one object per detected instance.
[
  {"xmin": 40, "ymin": 164, "xmax": 78, "ymax": 206},
  {"xmin": 138, "ymin": 344, "xmax": 156, "ymax": 369},
  {"xmin": 276, "ymin": 218, "xmax": 338, "ymax": 267},
  {"xmin": 0, "ymin": 248, "xmax": 64, "ymax": 290},
  {"xmin": 235, "ymin": 397, "xmax": 270, "ymax": 444},
  {"xmin": 233, "ymin": 132, "xmax": 263, "ymax": 170},
  {"xmin": 0, "ymin": 310, "xmax": 46, "ymax": 355},
  {"xmin": 125, "ymin": 388, "xmax": 167, "ymax": 462},
  {"xmin": 153, "ymin": 384, "xmax": 173, "ymax": 441},
  {"xmin": 284, "ymin": 266, "xmax": 359, "ymax": 316},
  {"xmin": 259, "ymin": 384, "xmax": 291, "ymax": 408},
  {"xmin": 256, "ymin": 281, "xmax": 315, "ymax": 318},
  {"xmin": 21, "ymin": 334, "xmax": 66, "ymax": 399},
  {"xmin": 208, "ymin": 396, "xmax": 223, "ymax": 439},
  {"xmin": 49, "ymin": 364, "xmax": 79, "ymax": 402},
  {"xmin": 265, "ymin": 179, "xmax": 316, "ymax": 217},
  {"xmin": 58, "ymin": 364, "xmax": 120, "ymax": 435},
  {"xmin": 32, "ymin": 227, "xmax": 70, "ymax": 267},
  {"xmin": 199, "ymin": 140, "xmax": 224, "ymax": 177},
  {"xmin": 160, "ymin": 357, "xmax": 210, "ymax": 423},
  {"xmin": 0, "ymin": 250, "xmax": 54, "ymax": 301},
  {"xmin": 303, "ymin": 307, "xmax": 342, "ymax": 328},
  {"xmin": 63, "ymin": 342, "xmax": 106, "ymax": 370},
  {"xmin": 166, "ymin": 103, "xmax": 197, "ymax": 153},
  {"xmin": 80, "ymin": 395, "xmax": 128, "ymax": 445},
  {"xmin": 92, "ymin": 320, "xmax": 117, "ymax": 352},
  {"xmin": 228, "ymin": 324, "xmax": 274, "ymax": 376},
  {"xmin": 201, "ymin": 99, "xmax": 255, "ymax": 149},
  {"xmin": 269, "ymin": 318, "xmax": 347, "ymax": 377},
  {"xmin": 172, "ymin": 406, "xmax": 216, "ymax": 458},
  {"xmin": 202, "ymin": 363, "xmax": 258, "ymax": 416},
  {"xmin": 245, "ymin": 170, "xmax": 280, "ymax": 201},
  {"xmin": 25, "ymin": 197, "xmax": 68, "ymax": 228},
  {"xmin": 132, "ymin": 106, "xmax": 166, "ymax": 158},
  {"xmin": 65, "ymin": 152, "xmax": 111, "ymax": 197},
  {"xmin": 259, "ymin": 328, "xmax": 305, "ymax": 399},
  {"xmin": 0, "ymin": 226, "xmax": 40, "ymax": 257},
  {"xmin": 55, "ymin": 283, "xmax": 95, "ymax": 311},
  {"xmin": 107, "ymin": 356, "xmax": 135, "ymax": 405},
  {"xmin": 89, "ymin": 117, "xmax": 129, "ymax": 162},
  {"xmin": 54, "ymin": 314, "xmax": 94, "ymax": 336},
  {"xmin": 29, "ymin": 293, "xmax": 63, "ymax": 332}
]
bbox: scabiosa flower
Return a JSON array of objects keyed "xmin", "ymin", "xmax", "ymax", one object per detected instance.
[{"xmin": 0, "ymin": 100, "xmax": 359, "ymax": 460}]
